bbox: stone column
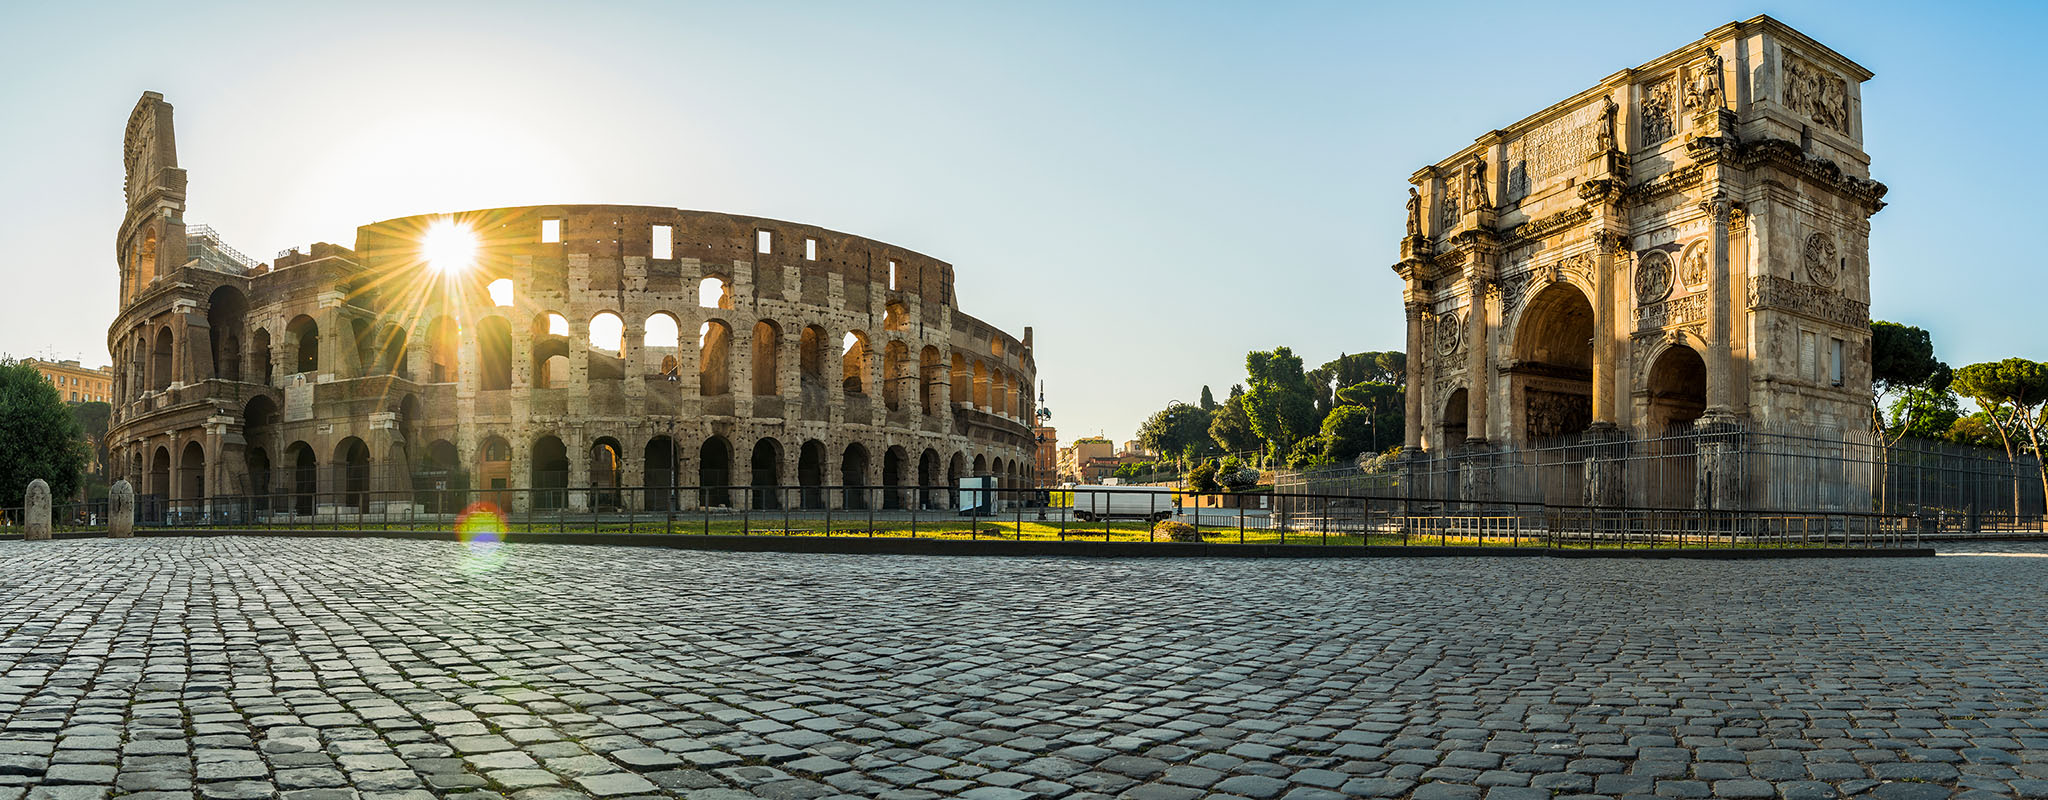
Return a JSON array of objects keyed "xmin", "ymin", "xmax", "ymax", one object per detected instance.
[
  {"xmin": 1463, "ymin": 258, "xmax": 1492, "ymax": 444},
  {"xmin": 109, "ymin": 479, "xmax": 135, "ymax": 538},
  {"xmin": 1701, "ymin": 193, "xmax": 1737, "ymax": 422},
  {"xmin": 24, "ymin": 479, "xmax": 51, "ymax": 540},
  {"xmin": 1590, "ymin": 235, "xmax": 1622, "ymax": 430},
  {"xmin": 1403, "ymin": 301, "xmax": 1425, "ymax": 451}
]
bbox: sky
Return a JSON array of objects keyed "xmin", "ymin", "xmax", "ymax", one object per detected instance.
[{"xmin": 0, "ymin": 0, "xmax": 2041, "ymax": 444}]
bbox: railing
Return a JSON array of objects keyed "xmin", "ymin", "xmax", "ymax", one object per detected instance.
[{"xmin": 0, "ymin": 485, "xmax": 1923, "ymax": 550}]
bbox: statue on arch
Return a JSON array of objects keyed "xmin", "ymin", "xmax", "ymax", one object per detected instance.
[
  {"xmin": 1686, "ymin": 50, "xmax": 1725, "ymax": 112},
  {"xmin": 1406, "ymin": 187, "xmax": 1421, "ymax": 236}
]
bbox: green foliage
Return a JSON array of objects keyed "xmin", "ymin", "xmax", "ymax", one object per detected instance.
[
  {"xmin": 1870, "ymin": 321, "xmax": 1945, "ymax": 390},
  {"xmin": 1952, "ymin": 358, "xmax": 2048, "ymax": 455},
  {"xmin": 1947, "ymin": 412, "xmax": 2003, "ymax": 448},
  {"xmin": 70, "ymin": 400, "xmax": 111, "ymax": 480},
  {"xmin": 0, "ymin": 359, "xmax": 88, "ymax": 506},
  {"xmin": 1112, "ymin": 461, "xmax": 1170, "ymax": 482},
  {"xmin": 1199, "ymin": 385, "xmax": 1217, "ymax": 411},
  {"xmin": 1888, "ymin": 386, "xmax": 1961, "ymax": 441},
  {"xmin": 1215, "ymin": 458, "xmax": 1260, "ymax": 490},
  {"xmin": 1184, "ymin": 460, "xmax": 1221, "ymax": 493},
  {"xmin": 1319, "ymin": 405, "xmax": 1380, "ymax": 462},
  {"xmin": 1207, "ymin": 394, "xmax": 1258, "ymax": 455},
  {"xmin": 1137, "ymin": 403, "xmax": 1215, "ymax": 465},
  {"xmin": 1152, "ymin": 520, "xmax": 1202, "ymax": 542},
  {"xmin": 1243, "ymin": 347, "xmax": 1319, "ymax": 461},
  {"xmin": 1285, "ymin": 437, "xmax": 1333, "ymax": 470}
]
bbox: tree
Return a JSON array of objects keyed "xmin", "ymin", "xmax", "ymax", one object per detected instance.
[
  {"xmin": 1869, "ymin": 321, "xmax": 1948, "ymax": 443},
  {"xmin": 1888, "ymin": 386, "xmax": 1960, "ymax": 442},
  {"xmin": 1208, "ymin": 394, "xmax": 1259, "ymax": 455},
  {"xmin": 1951, "ymin": 358, "xmax": 2048, "ymax": 515},
  {"xmin": 1198, "ymin": 385, "xmax": 1217, "ymax": 411},
  {"xmin": 70, "ymin": 400, "xmax": 112, "ymax": 493},
  {"xmin": 1242, "ymin": 347, "xmax": 1319, "ymax": 463},
  {"xmin": 1184, "ymin": 459, "xmax": 1221, "ymax": 493},
  {"xmin": 1947, "ymin": 412, "xmax": 2003, "ymax": 448},
  {"xmin": 1318, "ymin": 405, "xmax": 1379, "ymax": 463},
  {"xmin": 1137, "ymin": 402, "xmax": 1215, "ymax": 470},
  {"xmin": 0, "ymin": 359, "xmax": 88, "ymax": 507}
]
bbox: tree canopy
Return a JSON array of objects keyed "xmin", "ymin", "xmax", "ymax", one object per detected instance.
[
  {"xmin": 1242, "ymin": 347, "xmax": 1319, "ymax": 461},
  {"xmin": 0, "ymin": 359, "xmax": 88, "ymax": 506},
  {"xmin": 1136, "ymin": 402, "xmax": 1214, "ymax": 465}
]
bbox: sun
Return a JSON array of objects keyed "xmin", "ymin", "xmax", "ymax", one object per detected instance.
[{"xmin": 422, "ymin": 219, "xmax": 478, "ymax": 273}]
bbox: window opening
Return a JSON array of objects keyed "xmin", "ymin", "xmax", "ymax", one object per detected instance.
[
  {"xmin": 652, "ymin": 225, "xmax": 673, "ymax": 260},
  {"xmin": 541, "ymin": 219, "xmax": 561, "ymax": 243}
]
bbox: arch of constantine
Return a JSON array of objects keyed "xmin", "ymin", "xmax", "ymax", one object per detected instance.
[
  {"xmin": 1392, "ymin": 16, "xmax": 1887, "ymax": 510},
  {"xmin": 107, "ymin": 93, "xmax": 1039, "ymax": 518}
]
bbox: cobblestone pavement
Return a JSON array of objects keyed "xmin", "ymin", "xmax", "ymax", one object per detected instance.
[{"xmin": 2, "ymin": 538, "xmax": 2046, "ymax": 800}]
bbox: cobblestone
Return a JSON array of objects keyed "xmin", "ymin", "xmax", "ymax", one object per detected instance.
[{"xmin": 0, "ymin": 539, "xmax": 2045, "ymax": 798}]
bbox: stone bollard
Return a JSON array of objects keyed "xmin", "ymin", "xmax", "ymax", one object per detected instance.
[
  {"xmin": 109, "ymin": 479, "xmax": 135, "ymax": 539},
  {"xmin": 24, "ymin": 479, "xmax": 52, "ymax": 540}
]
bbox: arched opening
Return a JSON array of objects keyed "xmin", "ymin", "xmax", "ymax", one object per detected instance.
[
  {"xmin": 286, "ymin": 442, "xmax": 316, "ymax": 517},
  {"xmin": 659, "ymin": 355, "xmax": 680, "ymax": 380},
  {"xmin": 486, "ymin": 278, "xmax": 515, "ymax": 307},
  {"xmin": 882, "ymin": 341, "xmax": 909, "ymax": 411},
  {"xmin": 972, "ymin": 453, "xmax": 987, "ymax": 477},
  {"xmin": 138, "ymin": 228, "xmax": 160, "ymax": 280},
  {"xmin": 951, "ymin": 354, "xmax": 969, "ymax": 409},
  {"xmin": 532, "ymin": 435, "xmax": 569, "ymax": 510},
  {"xmin": 1647, "ymin": 344, "xmax": 1708, "ymax": 433},
  {"xmin": 750, "ymin": 438, "xmax": 782, "ymax": 510},
  {"xmin": 151, "ymin": 326, "xmax": 175, "ymax": 390},
  {"xmin": 378, "ymin": 325, "xmax": 409, "ymax": 380},
  {"xmin": 287, "ymin": 315, "xmax": 319, "ymax": 375},
  {"xmin": 422, "ymin": 439, "xmax": 461, "ymax": 514},
  {"xmin": 478, "ymin": 316, "xmax": 513, "ymax": 390},
  {"xmin": 644, "ymin": 313, "xmax": 680, "ymax": 348},
  {"xmin": 919, "ymin": 449, "xmax": 941, "ymax": 510},
  {"xmin": 920, "ymin": 347, "xmax": 943, "ymax": 415},
  {"xmin": 882, "ymin": 301, "xmax": 908, "ymax": 332},
  {"xmin": 178, "ymin": 441, "xmax": 206, "ymax": 505},
  {"xmin": 350, "ymin": 318, "xmax": 375, "ymax": 377},
  {"xmin": 251, "ymin": 328, "xmax": 273, "ymax": 386},
  {"xmin": 589, "ymin": 312, "xmax": 625, "ymax": 381},
  {"xmin": 246, "ymin": 447, "xmax": 271, "ymax": 513},
  {"xmin": 336, "ymin": 437, "xmax": 370, "ymax": 513},
  {"xmin": 798, "ymin": 440, "xmax": 827, "ymax": 509},
  {"xmin": 478, "ymin": 436, "xmax": 513, "ymax": 511},
  {"xmin": 972, "ymin": 361, "xmax": 989, "ymax": 410},
  {"xmin": 1511, "ymin": 283, "xmax": 1595, "ymax": 442},
  {"xmin": 699, "ymin": 436, "xmax": 733, "ymax": 508},
  {"xmin": 533, "ymin": 313, "xmax": 570, "ymax": 388},
  {"xmin": 882, "ymin": 446, "xmax": 907, "ymax": 510},
  {"xmin": 841, "ymin": 443, "xmax": 870, "ymax": 510},
  {"xmin": 643, "ymin": 436, "xmax": 676, "ymax": 511},
  {"xmin": 590, "ymin": 438, "xmax": 623, "ymax": 511},
  {"xmin": 699, "ymin": 320, "xmax": 732, "ymax": 396},
  {"xmin": 147, "ymin": 446, "xmax": 172, "ymax": 512},
  {"xmin": 752, "ymin": 320, "xmax": 780, "ymax": 397},
  {"xmin": 699, "ymin": 275, "xmax": 733, "ymax": 309},
  {"xmin": 841, "ymin": 331, "xmax": 870, "ymax": 396},
  {"xmin": 426, "ymin": 317, "xmax": 459, "ymax": 383},
  {"xmin": 991, "ymin": 372, "xmax": 1008, "ymax": 417},
  {"xmin": 207, "ymin": 286, "xmax": 247, "ymax": 382},
  {"xmin": 1442, "ymin": 389, "xmax": 1469, "ymax": 447}
]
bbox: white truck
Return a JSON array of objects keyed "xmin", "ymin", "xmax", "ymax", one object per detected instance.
[{"xmin": 1066, "ymin": 485, "xmax": 1175, "ymax": 523}]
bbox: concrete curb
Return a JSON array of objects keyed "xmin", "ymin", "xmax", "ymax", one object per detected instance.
[{"xmin": 0, "ymin": 528, "xmax": 1936, "ymax": 559}]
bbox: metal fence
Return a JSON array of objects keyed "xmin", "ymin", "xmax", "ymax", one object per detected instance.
[
  {"xmin": 2, "ymin": 484, "xmax": 1921, "ymax": 549},
  {"xmin": 1278, "ymin": 428, "xmax": 2044, "ymax": 528}
]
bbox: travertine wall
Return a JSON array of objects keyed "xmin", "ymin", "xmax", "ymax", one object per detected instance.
[
  {"xmin": 106, "ymin": 94, "xmax": 1039, "ymax": 516},
  {"xmin": 1392, "ymin": 15, "xmax": 1885, "ymax": 463}
]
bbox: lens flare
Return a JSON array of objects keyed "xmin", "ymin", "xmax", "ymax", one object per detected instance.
[
  {"xmin": 455, "ymin": 502, "xmax": 508, "ymax": 573},
  {"xmin": 423, "ymin": 219, "xmax": 479, "ymax": 273}
]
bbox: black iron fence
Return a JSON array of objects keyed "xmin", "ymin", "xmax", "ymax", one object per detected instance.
[{"xmin": 2, "ymin": 484, "xmax": 1922, "ymax": 549}]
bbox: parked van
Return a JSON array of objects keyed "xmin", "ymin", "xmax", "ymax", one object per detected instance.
[{"xmin": 1062, "ymin": 484, "xmax": 1174, "ymax": 523}]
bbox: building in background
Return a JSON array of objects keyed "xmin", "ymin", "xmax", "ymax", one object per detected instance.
[
  {"xmin": 1058, "ymin": 437, "xmax": 1114, "ymax": 484},
  {"xmin": 22, "ymin": 358, "xmax": 115, "ymax": 403},
  {"xmin": 1033, "ymin": 425, "xmax": 1057, "ymax": 487}
]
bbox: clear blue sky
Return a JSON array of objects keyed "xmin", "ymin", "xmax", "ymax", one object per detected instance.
[{"xmin": 0, "ymin": 1, "xmax": 2039, "ymax": 443}]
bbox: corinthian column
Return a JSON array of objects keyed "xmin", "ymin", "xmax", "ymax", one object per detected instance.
[
  {"xmin": 1464, "ymin": 257, "xmax": 1492, "ymax": 444},
  {"xmin": 1403, "ymin": 300, "xmax": 1425, "ymax": 452},
  {"xmin": 1701, "ymin": 193, "xmax": 1737, "ymax": 422}
]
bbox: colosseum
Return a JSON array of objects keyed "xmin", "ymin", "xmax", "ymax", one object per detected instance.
[{"xmin": 107, "ymin": 92, "xmax": 1041, "ymax": 520}]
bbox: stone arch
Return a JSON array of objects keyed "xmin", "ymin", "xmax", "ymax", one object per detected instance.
[
  {"xmin": 972, "ymin": 361, "xmax": 989, "ymax": 410},
  {"xmin": 590, "ymin": 437, "xmax": 624, "ymax": 511},
  {"xmin": 1442, "ymin": 388, "xmax": 1470, "ymax": 447},
  {"xmin": 972, "ymin": 453, "xmax": 987, "ymax": 476},
  {"xmin": 334, "ymin": 437, "xmax": 371, "ymax": 513},
  {"xmin": 426, "ymin": 316, "xmax": 459, "ymax": 383},
  {"xmin": 841, "ymin": 443, "xmax": 871, "ymax": 510},
  {"xmin": 951, "ymin": 354, "xmax": 969, "ymax": 409},
  {"xmin": 699, "ymin": 320, "xmax": 732, "ymax": 396},
  {"xmin": 251, "ymin": 327, "xmax": 274, "ymax": 386},
  {"xmin": 350, "ymin": 318, "xmax": 376, "ymax": 378},
  {"xmin": 478, "ymin": 316, "xmax": 513, "ymax": 390},
  {"xmin": 699, "ymin": 275, "xmax": 733, "ymax": 309},
  {"xmin": 532, "ymin": 435, "xmax": 569, "ymax": 510},
  {"xmin": 882, "ymin": 341, "xmax": 910, "ymax": 411},
  {"xmin": 752, "ymin": 320, "xmax": 781, "ymax": 397},
  {"xmin": 750, "ymin": 438, "xmax": 783, "ymax": 510},
  {"xmin": 287, "ymin": 314, "xmax": 319, "ymax": 374},
  {"xmin": 643, "ymin": 312, "xmax": 680, "ymax": 347},
  {"xmin": 151, "ymin": 326, "xmax": 175, "ymax": 390},
  {"xmin": 148, "ymin": 445, "xmax": 172, "ymax": 502},
  {"xmin": 178, "ymin": 440, "xmax": 207, "ymax": 504},
  {"xmin": 798, "ymin": 439, "xmax": 827, "ymax": 510},
  {"xmin": 882, "ymin": 301, "xmax": 908, "ymax": 332},
  {"xmin": 486, "ymin": 278, "xmax": 515, "ymax": 307},
  {"xmin": 477, "ymin": 435, "xmax": 513, "ymax": 510},
  {"xmin": 700, "ymin": 435, "xmax": 734, "ymax": 508},
  {"xmin": 588, "ymin": 312, "xmax": 625, "ymax": 381},
  {"xmin": 918, "ymin": 448, "xmax": 941, "ymax": 510},
  {"xmin": 643, "ymin": 436, "xmax": 677, "ymax": 511},
  {"xmin": 246, "ymin": 446, "xmax": 271, "ymax": 509},
  {"xmin": 800, "ymin": 325, "xmax": 827, "ymax": 391},
  {"xmin": 1509, "ymin": 282, "xmax": 1595, "ymax": 442},
  {"xmin": 207, "ymin": 285, "xmax": 248, "ymax": 382},
  {"xmin": 842, "ymin": 331, "xmax": 870, "ymax": 396},
  {"xmin": 284, "ymin": 441, "xmax": 316, "ymax": 517},
  {"xmin": 533, "ymin": 312, "xmax": 571, "ymax": 388},
  {"xmin": 421, "ymin": 438, "xmax": 461, "ymax": 514},
  {"xmin": 1645, "ymin": 342, "xmax": 1708, "ymax": 433},
  {"xmin": 138, "ymin": 227, "xmax": 160, "ymax": 280}
]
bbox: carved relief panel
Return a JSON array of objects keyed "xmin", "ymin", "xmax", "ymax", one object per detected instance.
[
  {"xmin": 1640, "ymin": 78, "xmax": 1677, "ymax": 145},
  {"xmin": 1636, "ymin": 251, "xmax": 1673, "ymax": 304},
  {"xmin": 1678, "ymin": 241, "xmax": 1707, "ymax": 287},
  {"xmin": 1803, "ymin": 233, "xmax": 1838, "ymax": 287},
  {"xmin": 1783, "ymin": 52, "xmax": 1849, "ymax": 134}
]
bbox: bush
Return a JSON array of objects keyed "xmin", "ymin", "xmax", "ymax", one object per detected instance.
[
  {"xmin": 1184, "ymin": 460, "xmax": 1221, "ymax": 493},
  {"xmin": 1152, "ymin": 520, "xmax": 1202, "ymax": 542}
]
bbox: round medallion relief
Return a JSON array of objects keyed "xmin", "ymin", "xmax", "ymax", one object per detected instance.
[
  {"xmin": 1679, "ymin": 243, "xmax": 1707, "ymax": 286},
  {"xmin": 1804, "ymin": 232, "xmax": 1838, "ymax": 287},
  {"xmin": 1636, "ymin": 251, "xmax": 1673, "ymax": 304},
  {"xmin": 1435, "ymin": 311, "xmax": 1462, "ymax": 355}
]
